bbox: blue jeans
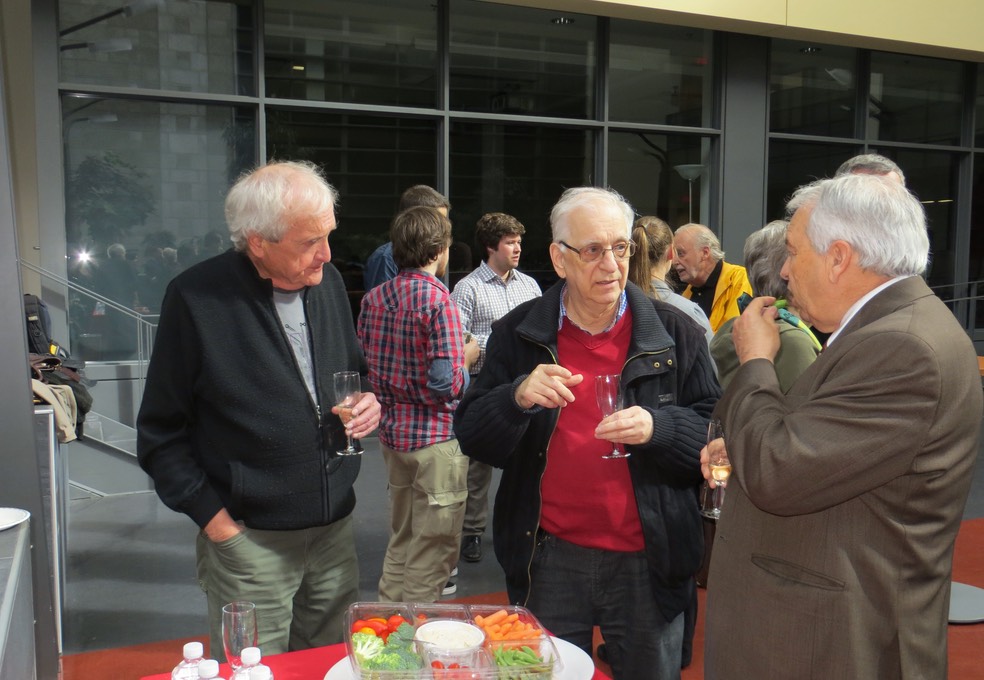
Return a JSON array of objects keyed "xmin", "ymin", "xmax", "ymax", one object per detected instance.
[{"xmin": 524, "ymin": 530, "xmax": 684, "ymax": 680}]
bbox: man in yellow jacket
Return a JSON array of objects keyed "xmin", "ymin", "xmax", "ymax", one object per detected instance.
[{"xmin": 673, "ymin": 223, "xmax": 752, "ymax": 332}]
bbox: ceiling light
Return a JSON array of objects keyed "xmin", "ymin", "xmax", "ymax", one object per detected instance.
[
  {"xmin": 800, "ymin": 46, "xmax": 822, "ymax": 54},
  {"xmin": 551, "ymin": 17, "xmax": 574, "ymax": 25},
  {"xmin": 292, "ymin": 65, "xmax": 305, "ymax": 71}
]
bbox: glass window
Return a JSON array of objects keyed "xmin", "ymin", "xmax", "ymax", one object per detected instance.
[
  {"xmin": 609, "ymin": 21, "xmax": 714, "ymax": 128},
  {"xmin": 769, "ymin": 40, "xmax": 857, "ymax": 138},
  {"xmin": 890, "ymin": 150, "xmax": 960, "ymax": 287},
  {"xmin": 58, "ymin": 0, "xmax": 254, "ymax": 95},
  {"xmin": 766, "ymin": 141, "xmax": 859, "ymax": 220},
  {"xmin": 264, "ymin": 0, "xmax": 437, "ymax": 107},
  {"xmin": 62, "ymin": 95, "xmax": 255, "ymax": 358},
  {"xmin": 449, "ymin": 1, "xmax": 596, "ymax": 119},
  {"xmin": 266, "ymin": 109, "xmax": 438, "ymax": 307},
  {"xmin": 608, "ymin": 132, "xmax": 712, "ymax": 228},
  {"xmin": 868, "ymin": 52, "xmax": 963, "ymax": 145},
  {"xmin": 449, "ymin": 122, "xmax": 593, "ymax": 289}
]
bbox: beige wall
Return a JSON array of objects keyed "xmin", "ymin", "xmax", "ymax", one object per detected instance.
[
  {"xmin": 2, "ymin": 0, "xmax": 42, "ymax": 294},
  {"xmin": 484, "ymin": 0, "xmax": 984, "ymax": 61}
]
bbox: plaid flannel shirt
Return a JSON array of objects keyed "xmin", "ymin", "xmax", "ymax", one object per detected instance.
[{"xmin": 358, "ymin": 269, "xmax": 467, "ymax": 451}]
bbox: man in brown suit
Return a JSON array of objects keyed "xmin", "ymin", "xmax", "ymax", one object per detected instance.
[{"xmin": 703, "ymin": 173, "xmax": 982, "ymax": 678}]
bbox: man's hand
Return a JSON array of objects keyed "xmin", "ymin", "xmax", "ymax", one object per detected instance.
[
  {"xmin": 732, "ymin": 295, "xmax": 781, "ymax": 364},
  {"xmin": 203, "ymin": 508, "xmax": 242, "ymax": 542},
  {"xmin": 463, "ymin": 336, "xmax": 481, "ymax": 370},
  {"xmin": 332, "ymin": 391, "xmax": 381, "ymax": 439},
  {"xmin": 515, "ymin": 364, "xmax": 584, "ymax": 410},
  {"xmin": 595, "ymin": 405, "xmax": 653, "ymax": 446}
]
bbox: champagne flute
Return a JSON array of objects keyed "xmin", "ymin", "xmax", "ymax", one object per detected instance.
[
  {"xmin": 595, "ymin": 374, "xmax": 631, "ymax": 460},
  {"xmin": 701, "ymin": 419, "xmax": 730, "ymax": 519},
  {"xmin": 333, "ymin": 371, "xmax": 363, "ymax": 456},
  {"xmin": 221, "ymin": 601, "xmax": 257, "ymax": 670}
]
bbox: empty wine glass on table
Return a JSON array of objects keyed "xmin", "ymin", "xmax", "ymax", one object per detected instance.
[
  {"xmin": 333, "ymin": 371, "xmax": 363, "ymax": 456},
  {"xmin": 701, "ymin": 419, "xmax": 730, "ymax": 519},
  {"xmin": 221, "ymin": 601, "xmax": 258, "ymax": 671},
  {"xmin": 595, "ymin": 374, "xmax": 631, "ymax": 460}
]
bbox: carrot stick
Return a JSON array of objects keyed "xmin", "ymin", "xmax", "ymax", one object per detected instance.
[{"xmin": 482, "ymin": 609, "xmax": 509, "ymax": 627}]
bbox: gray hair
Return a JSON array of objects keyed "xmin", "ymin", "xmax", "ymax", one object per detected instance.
[
  {"xmin": 225, "ymin": 160, "xmax": 338, "ymax": 252},
  {"xmin": 743, "ymin": 220, "xmax": 789, "ymax": 299},
  {"xmin": 675, "ymin": 223, "xmax": 725, "ymax": 262},
  {"xmin": 550, "ymin": 187, "xmax": 634, "ymax": 243},
  {"xmin": 787, "ymin": 174, "xmax": 928, "ymax": 277},
  {"xmin": 835, "ymin": 153, "xmax": 906, "ymax": 186}
]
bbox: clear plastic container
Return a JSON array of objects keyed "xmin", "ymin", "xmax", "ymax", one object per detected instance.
[{"xmin": 343, "ymin": 602, "xmax": 562, "ymax": 679}]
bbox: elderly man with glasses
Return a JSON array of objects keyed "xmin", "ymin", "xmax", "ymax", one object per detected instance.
[{"xmin": 454, "ymin": 187, "xmax": 720, "ymax": 680}]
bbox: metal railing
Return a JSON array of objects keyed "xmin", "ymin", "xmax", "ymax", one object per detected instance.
[{"xmin": 19, "ymin": 259, "xmax": 158, "ymax": 389}]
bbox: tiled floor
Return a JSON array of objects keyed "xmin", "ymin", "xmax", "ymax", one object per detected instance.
[
  {"xmin": 63, "ymin": 425, "xmax": 984, "ymax": 655},
  {"xmin": 62, "ymin": 437, "xmax": 506, "ymax": 654}
]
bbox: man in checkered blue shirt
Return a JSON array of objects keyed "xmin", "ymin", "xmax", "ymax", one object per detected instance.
[{"xmin": 451, "ymin": 213, "xmax": 541, "ymax": 563}]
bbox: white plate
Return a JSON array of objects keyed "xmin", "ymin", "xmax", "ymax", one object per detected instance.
[
  {"xmin": 0, "ymin": 508, "xmax": 30, "ymax": 532},
  {"xmin": 324, "ymin": 635, "xmax": 596, "ymax": 680}
]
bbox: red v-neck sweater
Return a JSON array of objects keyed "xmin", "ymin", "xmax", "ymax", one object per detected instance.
[{"xmin": 539, "ymin": 309, "xmax": 644, "ymax": 552}]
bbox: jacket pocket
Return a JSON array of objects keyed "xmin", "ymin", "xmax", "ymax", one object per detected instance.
[
  {"xmin": 751, "ymin": 554, "xmax": 846, "ymax": 590},
  {"xmin": 229, "ymin": 453, "xmax": 324, "ymax": 528}
]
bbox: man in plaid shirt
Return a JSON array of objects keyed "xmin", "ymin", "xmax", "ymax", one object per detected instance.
[
  {"xmin": 451, "ymin": 212, "xmax": 541, "ymax": 563},
  {"xmin": 358, "ymin": 205, "xmax": 479, "ymax": 602}
]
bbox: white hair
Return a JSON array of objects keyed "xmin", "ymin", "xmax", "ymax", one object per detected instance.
[
  {"xmin": 787, "ymin": 174, "xmax": 929, "ymax": 277},
  {"xmin": 550, "ymin": 187, "xmax": 634, "ymax": 243},
  {"xmin": 225, "ymin": 160, "xmax": 338, "ymax": 252},
  {"xmin": 675, "ymin": 223, "xmax": 725, "ymax": 262}
]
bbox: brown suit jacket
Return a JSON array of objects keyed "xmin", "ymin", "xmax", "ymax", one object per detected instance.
[{"xmin": 705, "ymin": 276, "xmax": 982, "ymax": 679}]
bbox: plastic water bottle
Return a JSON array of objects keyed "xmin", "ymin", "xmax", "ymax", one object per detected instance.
[
  {"xmin": 198, "ymin": 659, "xmax": 223, "ymax": 679},
  {"xmin": 248, "ymin": 664, "xmax": 273, "ymax": 680},
  {"xmin": 172, "ymin": 641, "xmax": 205, "ymax": 680},
  {"xmin": 231, "ymin": 647, "xmax": 262, "ymax": 680}
]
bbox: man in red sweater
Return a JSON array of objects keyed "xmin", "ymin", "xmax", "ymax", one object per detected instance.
[{"xmin": 454, "ymin": 187, "xmax": 720, "ymax": 680}]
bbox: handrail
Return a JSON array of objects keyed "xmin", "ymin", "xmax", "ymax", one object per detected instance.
[{"xmin": 18, "ymin": 259, "xmax": 158, "ymax": 388}]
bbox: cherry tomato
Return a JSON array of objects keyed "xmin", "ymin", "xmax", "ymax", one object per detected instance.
[
  {"xmin": 351, "ymin": 619, "xmax": 370, "ymax": 632},
  {"xmin": 356, "ymin": 626, "xmax": 376, "ymax": 636},
  {"xmin": 387, "ymin": 614, "xmax": 407, "ymax": 631},
  {"xmin": 431, "ymin": 660, "xmax": 445, "ymax": 669}
]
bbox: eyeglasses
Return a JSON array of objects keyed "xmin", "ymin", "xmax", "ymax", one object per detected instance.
[{"xmin": 558, "ymin": 239, "xmax": 635, "ymax": 263}]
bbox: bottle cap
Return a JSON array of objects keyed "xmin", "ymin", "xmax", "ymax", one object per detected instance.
[
  {"xmin": 183, "ymin": 641, "xmax": 204, "ymax": 660},
  {"xmin": 240, "ymin": 646, "xmax": 261, "ymax": 665},
  {"xmin": 197, "ymin": 659, "xmax": 220, "ymax": 678},
  {"xmin": 248, "ymin": 665, "xmax": 272, "ymax": 680}
]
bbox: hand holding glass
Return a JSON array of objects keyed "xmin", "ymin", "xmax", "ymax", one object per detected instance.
[
  {"xmin": 333, "ymin": 371, "xmax": 363, "ymax": 456},
  {"xmin": 701, "ymin": 419, "xmax": 730, "ymax": 519},
  {"xmin": 595, "ymin": 374, "xmax": 631, "ymax": 459},
  {"xmin": 221, "ymin": 601, "xmax": 257, "ymax": 669}
]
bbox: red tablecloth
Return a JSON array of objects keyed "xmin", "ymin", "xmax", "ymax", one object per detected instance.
[{"xmin": 139, "ymin": 641, "xmax": 611, "ymax": 679}]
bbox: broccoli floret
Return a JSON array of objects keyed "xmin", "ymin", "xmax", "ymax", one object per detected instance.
[
  {"xmin": 362, "ymin": 651, "xmax": 419, "ymax": 670},
  {"xmin": 350, "ymin": 632, "xmax": 385, "ymax": 662},
  {"xmin": 390, "ymin": 621, "xmax": 417, "ymax": 643}
]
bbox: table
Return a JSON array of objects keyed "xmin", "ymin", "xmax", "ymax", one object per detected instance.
[{"xmin": 140, "ymin": 641, "xmax": 611, "ymax": 679}]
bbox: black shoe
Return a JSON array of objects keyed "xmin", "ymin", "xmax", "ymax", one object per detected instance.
[
  {"xmin": 596, "ymin": 643, "xmax": 609, "ymax": 664},
  {"xmin": 461, "ymin": 535, "xmax": 482, "ymax": 562}
]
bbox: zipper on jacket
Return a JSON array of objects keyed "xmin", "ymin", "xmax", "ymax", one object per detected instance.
[{"xmin": 522, "ymin": 338, "xmax": 561, "ymax": 607}]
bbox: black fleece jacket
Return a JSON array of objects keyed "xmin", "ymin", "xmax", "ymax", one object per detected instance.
[
  {"xmin": 453, "ymin": 281, "xmax": 721, "ymax": 621},
  {"xmin": 137, "ymin": 250, "xmax": 366, "ymax": 531}
]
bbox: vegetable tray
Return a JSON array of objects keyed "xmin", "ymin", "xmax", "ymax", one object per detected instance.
[{"xmin": 343, "ymin": 601, "xmax": 564, "ymax": 679}]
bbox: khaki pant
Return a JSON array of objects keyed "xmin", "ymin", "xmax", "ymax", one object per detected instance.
[
  {"xmin": 196, "ymin": 515, "xmax": 359, "ymax": 661},
  {"xmin": 379, "ymin": 439, "xmax": 467, "ymax": 602}
]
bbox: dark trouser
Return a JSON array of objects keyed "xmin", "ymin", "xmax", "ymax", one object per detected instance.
[
  {"xmin": 462, "ymin": 457, "xmax": 493, "ymax": 536},
  {"xmin": 524, "ymin": 530, "xmax": 684, "ymax": 680}
]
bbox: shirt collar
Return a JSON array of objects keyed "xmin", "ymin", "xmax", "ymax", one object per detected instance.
[{"xmin": 557, "ymin": 283, "xmax": 628, "ymax": 332}]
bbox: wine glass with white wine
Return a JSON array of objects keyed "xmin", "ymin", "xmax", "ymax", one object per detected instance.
[
  {"xmin": 701, "ymin": 419, "xmax": 730, "ymax": 519},
  {"xmin": 333, "ymin": 371, "xmax": 363, "ymax": 456}
]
